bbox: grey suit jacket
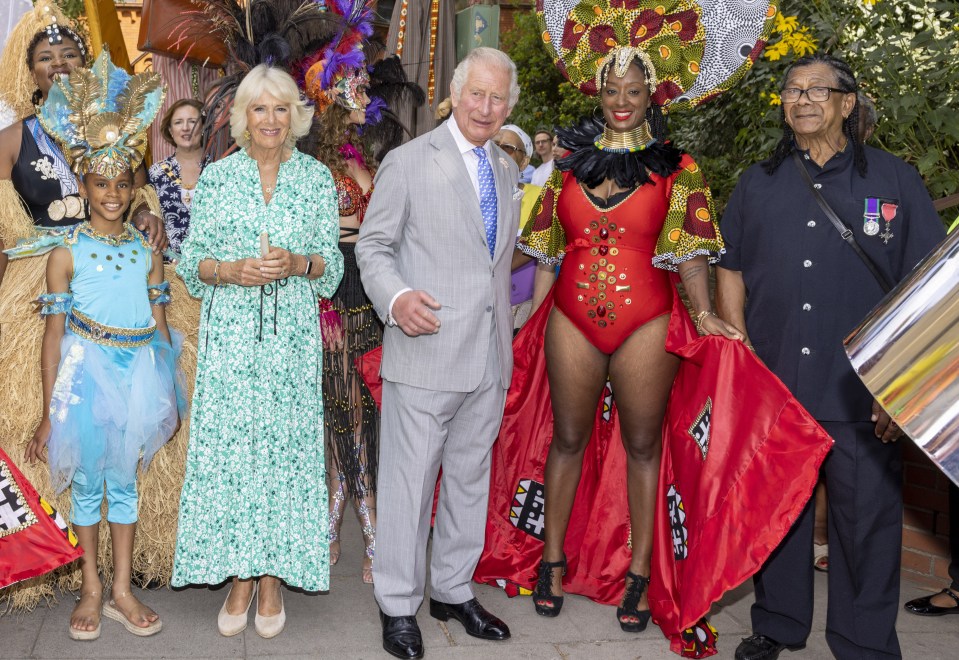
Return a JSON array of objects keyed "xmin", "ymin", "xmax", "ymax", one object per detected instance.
[{"xmin": 356, "ymin": 122, "xmax": 520, "ymax": 392}]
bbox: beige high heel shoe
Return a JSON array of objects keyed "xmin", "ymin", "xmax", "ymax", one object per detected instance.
[
  {"xmin": 217, "ymin": 581, "xmax": 256, "ymax": 637},
  {"xmin": 254, "ymin": 586, "xmax": 285, "ymax": 638}
]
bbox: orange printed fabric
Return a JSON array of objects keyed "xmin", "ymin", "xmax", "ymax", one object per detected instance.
[
  {"xmin": 653, "ymin": 156, "xmax": 723, "ymax": 271},
  {"xmin": 517, "ymin": 167, "xmax": 567, "ymax": 265}
]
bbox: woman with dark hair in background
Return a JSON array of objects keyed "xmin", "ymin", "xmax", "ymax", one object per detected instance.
[
  {"xmin": 297, "ymin": 0, "xmax": 382, "ymax": 588},
  {"xmin": 301, "ymin": 46, "xmax": 380, "ymax": 584}
]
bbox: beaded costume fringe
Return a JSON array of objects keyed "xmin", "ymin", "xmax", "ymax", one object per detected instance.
[
  {"xmin": 0, "ymin": 263, "xmax": 199, "ymax": 613},
  {"xmin": 323, "ymin": 245, "xmax": 381, "ymax": 500}
]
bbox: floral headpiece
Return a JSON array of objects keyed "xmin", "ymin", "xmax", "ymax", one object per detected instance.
[
  {"xmin": 38, "ymin": 47, "xmax": 165, "ymax": 179},
  {"xmin": 538, "ymin": 0, "xmax": 778, "ymax": 111},
  {"xmin": 295, "ymin": 0, "xmax": 374, "ymax": 113}
]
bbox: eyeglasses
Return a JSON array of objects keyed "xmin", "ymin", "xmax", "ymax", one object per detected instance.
[
  {"xmin": 780, "ymin": 86, "xmax": 850, "ymax": 103},
  {"xmin": 494, "ymin": 141, "xmax": 523, "ymax": 156},
  {"xmin": 533, "ymin": 138, "xmax": 551, "ymax": 145}
]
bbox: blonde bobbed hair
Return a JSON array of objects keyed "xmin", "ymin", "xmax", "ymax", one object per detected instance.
[{"xmin": 230, "ymin": 64, "xmax": 313, "ymax": 149}]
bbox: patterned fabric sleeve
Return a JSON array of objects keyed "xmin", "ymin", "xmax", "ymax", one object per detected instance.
[
  {"xmin": 306, "ymin": 162, "xmax": 345, "ymax": 299},
  {"xmin": 37, "ymin": 292, "xmax": 73, "ymax": 316},
  {"xmin": 652, "ymin": 156, "xmax": 724, "ymax": 272},
  {"xmin": 147, "ymin": 281, "xmax": 171, "ymax": 306},
  {"xmin": 176, "ymin": 165, "xmax": 218, "ymax": 298},
  {"xmin": 517, "ymin": 166, "xmax": 567, "ymax": 265}
]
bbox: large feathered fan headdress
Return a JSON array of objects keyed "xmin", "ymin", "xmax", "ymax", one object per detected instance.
[
  {"xmin": 361, "ymin": 55, "xmax": 426, "ymax": 164},
  {"xmin": 537, "ymin": 0, "xmax": 778, "ymax": 111},
  {"xmin": 184, "ymin": 0, "xmax": 344, "ymax": 158},
  {"xmin": 37, "ymin": 47, "xmax": 165, "ymax": 179}
]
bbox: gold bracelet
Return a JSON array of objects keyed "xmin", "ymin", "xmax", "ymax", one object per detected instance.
[
  {"xmin": 212, "ymin": 260, "xmax": 222, "ymax": 286},
  {"xmin": 694, "ymin": 310, "xmax": 716, "ymax": 334}
]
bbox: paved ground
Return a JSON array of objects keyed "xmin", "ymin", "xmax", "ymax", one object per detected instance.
[{"xmin": 2, "ymin": 513, "xmax": 958, "ymax": 659}]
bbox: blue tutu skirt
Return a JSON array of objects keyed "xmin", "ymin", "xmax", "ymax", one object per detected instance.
[{"xmin": 46, "ymin": 329, "xmax": 186, "ymax": 494}]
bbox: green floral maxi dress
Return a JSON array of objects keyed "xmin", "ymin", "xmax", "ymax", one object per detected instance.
[{"xmin": 172, "ymin": 149, "xmax": 343, "ymax": 590}]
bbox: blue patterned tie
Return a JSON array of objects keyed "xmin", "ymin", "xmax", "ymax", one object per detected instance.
[{"xmin": 473, "ymin": 146, "xmax": 497, "ymax": 258}]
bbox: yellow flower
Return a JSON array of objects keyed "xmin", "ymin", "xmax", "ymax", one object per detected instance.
[
  {"xmin": 862, "ymin": 0, "xmax": 878, "ymax": 6},
  {"xmin": 787, "ymin": 28, "xmax": 818, "ymax": 56},
  {"xmin": 764, "ymin": 40, "xmax": 789, "ymax": 62},
  {"xmin": 769, "ymin": 92, "xmax": 782, "ymax": 106},
  {"xmin": 774, "ymin": 13, "xmax": 799, "ymax": 33}
]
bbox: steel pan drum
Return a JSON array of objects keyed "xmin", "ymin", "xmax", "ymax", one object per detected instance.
[{"xmin": 845, "ymin": 230, "xmax": 959, "ymax": 486}]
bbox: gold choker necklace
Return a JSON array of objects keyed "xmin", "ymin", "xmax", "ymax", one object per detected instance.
[{"xmin": 595, "ymin": 122, "xmax": 656, "ymax": 153}]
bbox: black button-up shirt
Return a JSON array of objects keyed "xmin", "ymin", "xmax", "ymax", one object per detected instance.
[{"xmin": 721, "ymin": 145, "xmax": 946, "ymax": 422}]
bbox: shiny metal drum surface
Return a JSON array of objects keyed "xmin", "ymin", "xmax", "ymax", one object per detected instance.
[{"xmin": 844, "ymin": 230, "xmax": 959, "ymax": 486}]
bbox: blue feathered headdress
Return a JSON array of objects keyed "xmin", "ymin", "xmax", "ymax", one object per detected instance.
[{"xmin": 37, "ymin": 46, "xmax": 165, "ymax": 179}]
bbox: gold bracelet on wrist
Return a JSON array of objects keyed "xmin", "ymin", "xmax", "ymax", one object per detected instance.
[
  {"xmin": 213, "ymin": 260, "xmax": 222, "ymax": 286},
  {"xmin": 694, "ymin": 310, "xmax": 716, "ymax": 334}
]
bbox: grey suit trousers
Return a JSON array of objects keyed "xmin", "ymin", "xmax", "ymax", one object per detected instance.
[{"xmin": 373, "ymin": 326, "xmax": 506, "ymax": 616}]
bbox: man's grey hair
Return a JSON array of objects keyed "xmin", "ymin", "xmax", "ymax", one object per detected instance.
[{"xmin": 449, "ymin": 47, "xmax": 520, "ymax": 110}]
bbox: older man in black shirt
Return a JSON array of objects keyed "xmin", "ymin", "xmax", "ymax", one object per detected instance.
[{"xmin": 717, "ymin": 54, "xmax": 945, "ymax": 660}]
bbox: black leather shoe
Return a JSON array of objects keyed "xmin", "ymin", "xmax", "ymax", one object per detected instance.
[
  {"xmin": 904, "ymin": 588, "xmax": 959, "ymax": 616},
  {"xmin": 429, "ymin": 597, "xmax": 511, "ymax": 640},
  {"xmin": 380, "ymin": 610, "xmax": 424, "ymax": 659},
  {"xmin": 734, "ymin": 633, "xmax": 805, "ymax": 660}
]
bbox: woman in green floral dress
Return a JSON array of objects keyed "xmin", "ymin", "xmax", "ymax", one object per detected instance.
[{"xmin": 172, "ymin": 66, "xmax": 343, "ymax": 639}]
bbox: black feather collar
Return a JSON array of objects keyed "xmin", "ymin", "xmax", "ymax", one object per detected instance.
[{"xmin": 555, "ymin": 117, "xmax": 683, "ymax": 190}]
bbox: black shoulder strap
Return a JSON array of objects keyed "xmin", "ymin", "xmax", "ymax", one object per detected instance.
[{"xmin": 792, "ymin": 151, "xmax": 893, "ymax": 293}]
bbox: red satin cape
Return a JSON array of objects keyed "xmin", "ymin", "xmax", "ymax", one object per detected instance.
[
  {"xmin": 358, "ymin": 290, "xmax": 832, "ymax": 657},
  {"xmin": 0, "ymin": 448, "xmax": 83, "ymax": 589}
]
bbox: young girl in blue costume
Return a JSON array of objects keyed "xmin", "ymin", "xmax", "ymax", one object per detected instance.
[{"xmin": 19, "ymin": 48, "xmax": 181, "ymax": 641}]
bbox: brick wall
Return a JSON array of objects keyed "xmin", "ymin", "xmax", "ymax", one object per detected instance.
[
  {"xmin": 115, "ymin": 2, "xmax": 149, "ymax": 72},
  {"xmin": 901, "ymin": 442, "xmax": 953, "ymax": 587},
  {"xmin": 497, "ymin": 1, "xmax": 535, "ymax": 40}
]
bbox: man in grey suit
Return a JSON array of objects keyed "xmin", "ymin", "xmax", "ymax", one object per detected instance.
[{"xmin": 356, "ymin": 47, "xmax": 521, "ymax": 659}]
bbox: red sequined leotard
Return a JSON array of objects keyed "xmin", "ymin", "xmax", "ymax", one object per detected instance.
[
  {"xmin": 332, "ymin": 171, "xmax": 374, "ymax": 223},
  {"xmin": 519, "ymin": 153, "xmax": 723, "ymax": 354}
]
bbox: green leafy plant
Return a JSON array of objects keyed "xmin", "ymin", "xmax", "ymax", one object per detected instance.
[
  {"xmin": 502, "ymin": 8, "xmax": 593, "ymax": 151},
  {"xmin": 674, "ymin": 0, "xmax": 959, "ymax": 218}
]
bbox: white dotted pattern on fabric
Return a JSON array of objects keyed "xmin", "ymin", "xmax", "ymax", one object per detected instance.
[{"xmin": 474, "ymin": 147, "xmax": 498, "ymax": 257}]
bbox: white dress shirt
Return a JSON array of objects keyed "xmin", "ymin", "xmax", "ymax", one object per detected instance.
[
  {"xmin": 446, "ymin": 116, "xmax": 495, "ymax": 198},
  {"xmin": 388, "ymin": 118, "xmax": 495, "ymax": 323}
]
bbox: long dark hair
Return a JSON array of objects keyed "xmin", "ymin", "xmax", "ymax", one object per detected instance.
[
  {"xmin": 763, "ymin": 53, "xmax": 866, "ymax": 177},
  {"xmin": 297, "ymin": 103, "xmax": 367, "ymax": 176}
]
